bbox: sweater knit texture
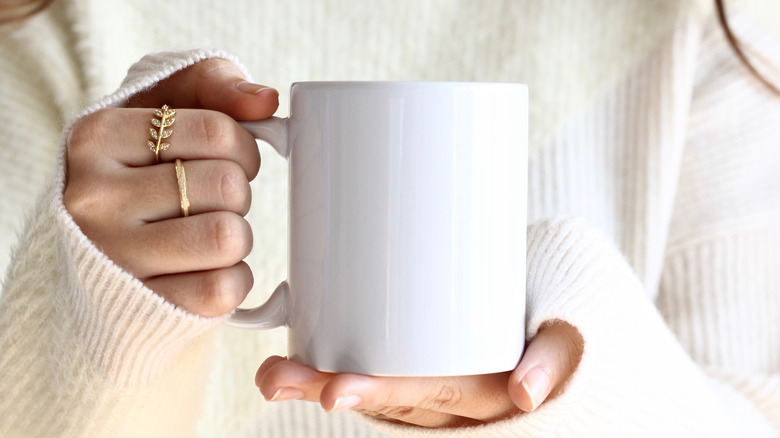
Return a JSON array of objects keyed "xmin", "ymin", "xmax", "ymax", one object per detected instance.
[{"xmin": 1, "ymin": 0, "xmax": 779, "ymax": 437}]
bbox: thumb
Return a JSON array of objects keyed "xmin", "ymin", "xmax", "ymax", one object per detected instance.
[
  {"xmin": 508, "ymin": 320, "xmax": 584, "ymax": 412},
  {"xmin": 126, "ymin": 58, "xmax": 279, "ymax": 121}
]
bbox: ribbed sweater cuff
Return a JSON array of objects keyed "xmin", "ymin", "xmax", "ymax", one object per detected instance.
[
  {"xmin": 51, "ymin": 49, "xmax": 250, "ymax": 387},
  {"xmin": 55, "ymin": 202, "xmax": 222, "ymax": 386}
]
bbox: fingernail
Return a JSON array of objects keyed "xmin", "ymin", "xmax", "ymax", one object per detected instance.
[
  {"xmin": 267, "ymin": 387, "xmax": 304, "ymax": 402},
  {"xmin": 236, "ymin": 81, "xmax": 276, "ymax": 95},
  {"xmin": 328, "ymin": 395, "xmax": 362, "ymax": 413},
  {"xmin": 520, "ymin": 367, "xmax": 551, "ymax": 411}
]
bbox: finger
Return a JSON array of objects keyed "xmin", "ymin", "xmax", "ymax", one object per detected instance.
[
  {"xmin": 256, "ymin": 357, "xmax": 332, "ymax": 403},
  {"xmin": 318, "ymin": 372, "xmax": 517, "ymax": 422},
  {"xmin": 115, "ymin": 212, "xmax": 252, "ymax": 279},
  {"xmin": 254, "ymin": 359, "xmax": 502, "ymax": 427},
  {"xmin": 255, "ymin": 356, "xmax": 288, "ymax": 387},
  {"xmin": 72, "ymin": 108, "xmax": 261, "ymax": 177},
  {"xmin": 144, "ymin": 262, "xmax": 253, "ymax": 318},
  {"xmin": 509, "ymin": 321, "xmax": 584, "ymax": 412},
  {"xmin": 124, "ymin": 160, "xmax": 251, "ymax": 222},
  {"xmin": 357, "ymin": 406, "xmax": 465, "ymax": 429},
  {"xmin": 126, "ymin": 58, "xmax": 279, "ymax": 121}
]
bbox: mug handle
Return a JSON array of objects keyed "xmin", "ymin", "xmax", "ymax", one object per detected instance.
[{"xmin": 222, "ymin": 118, "xmax": 290, "ymax": 330}]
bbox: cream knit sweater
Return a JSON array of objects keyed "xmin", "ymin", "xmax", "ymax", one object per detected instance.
[{"xmin": 1, "ymin": 0, "xmax": 779, "ymax": 437}]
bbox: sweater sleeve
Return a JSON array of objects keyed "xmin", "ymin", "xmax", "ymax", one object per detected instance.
[
  {"xmin": 364, "ymin": 217, "xmax": 778, "ymax": 437},
  {"xmin": 0, "ymin": 49, "xmax": 251, "ymax": 438}
]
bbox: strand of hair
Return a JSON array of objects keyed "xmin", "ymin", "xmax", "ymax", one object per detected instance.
[{"xmin": 715, "ymin": 0, "xmax": 780, "ymax": 96}]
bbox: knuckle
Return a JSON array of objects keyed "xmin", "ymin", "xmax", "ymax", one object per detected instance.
[
  {"xmin": 545, "ymin": 321, "xmax": 584, "ymax": 375},
  {"xmin": 65, "ymin": 110, "xmax": 124, "ymax": 224},
  {"xmin": 62, "ymin": 186, "xmax": 96, "ymax": 223},
  {"xmin": 563, "ymin": 334, "xmax": 584, "ymax": 373},
  {"xmin": 63, "ymin": 178, "xmax": 113, "ymax": 230},
  {"xmin": 195, "ymin": 58, "xmax": 234, "ymax": 82},
  {"xmin": 196, "ymin": 111, "xmax": 236, "ymax": 155},
  {"xmin": 375, "ymin": 406, "xmax": 416, "ymax": 420},
  {"xmin": 420, "ymin": 379, "xmax": 463, "ymax": 411},
  {"xmin": 193, "ymin": 58, "xmax": 242, "ymax": 93},
  {"xmin": 199, "ymin": 269, "xmax": 240, "ymax": 312},
  {"xmin": 215, "ymin": 161, "xmax": 250, "ymax": 213},
  {"xmin": 67, "ymin": 109, "xmax": 115, "ymax": 158},
  {"xmin": 210, "ymin": 212, "xmax": 251, "ymax": 261}
]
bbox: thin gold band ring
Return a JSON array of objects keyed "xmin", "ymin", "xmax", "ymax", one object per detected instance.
[{"xmin": 174, "ymin": 158, "xmax": 190, "ymax": 217}]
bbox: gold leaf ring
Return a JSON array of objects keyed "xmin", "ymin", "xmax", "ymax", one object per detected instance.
[
  {"xmin": 174, "ymin": 158, "xmax": 190, "ymax": 217},
  {"xmin": 147, "ymin": 104, "xmax": 176, "ymax": 163}
]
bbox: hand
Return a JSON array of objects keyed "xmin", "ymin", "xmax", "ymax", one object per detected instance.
[
  {"xmin": 63, "ymin": 58, "xmax": 279, "ymax": 317},
  {"xmin": 256, "ymin": 320, "xmax": 583, "ymax": 428}
]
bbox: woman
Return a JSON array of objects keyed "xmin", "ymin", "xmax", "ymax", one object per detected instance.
[{"xmin": 0, "ymin": 0, "xmax": 778, "ymax": 436}]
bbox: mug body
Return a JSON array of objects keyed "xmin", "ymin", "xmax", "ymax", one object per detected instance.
[{"xmin": 286, "ymin": 81, "xmax": 527, "ymax": 376}]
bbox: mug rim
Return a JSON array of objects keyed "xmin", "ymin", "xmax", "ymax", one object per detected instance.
[{"xmin": 290, "ymin": 80, "xmax": 528, "ymax": 90}]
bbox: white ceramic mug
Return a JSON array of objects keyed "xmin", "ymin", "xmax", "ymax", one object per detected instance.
[{"xmin": 232, "ymin": 81, "xmax": 528, "ymax": 376}]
